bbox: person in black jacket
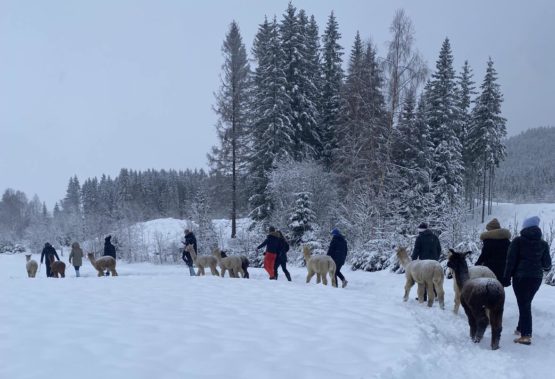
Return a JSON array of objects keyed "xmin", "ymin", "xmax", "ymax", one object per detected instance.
[
  {"xmin": 274, "ymin": 231, "xmax": 292, "ymax": 281},
  {"xmin": 503, "ymin": 216, "xmax": 552, "ymax": 345},
  {"xmin": 181, "ymin": 229, "xmax": 197, "ymax": 276},
  {"xmin": 475, "ymin": 218, "xmax": 511, "ymax": 281},
  {"xmin": 103, "ymin": 235, "xmax": 117, "ymax": 276},
  {"xmin": 40, "ymin": 242, "xmax": 60, "ymax": 277},
  {"xmin": 327, "ymin": 228, "xmax": 348, "ymax": 288},
  {"xmin": 412, "ymin": 223, "xmax": 441, "ymax": 300},
  {"xmin": 257, "ymin": 226, "xmax": 281, "ymax": 279}
]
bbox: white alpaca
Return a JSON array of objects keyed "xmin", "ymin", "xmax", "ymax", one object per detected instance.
[
  {"xmin": 396, "ymin": 247, "xmax": 445, "ymax": 309},
  {"xmin": 450, "ymin": 265, "xmax": 496, "ymax": 313},
  {"xmin": 87, "ymin": 253, "xmax": 118, "ymax": 277},
  {"xmin": 302, "ymin": 245, "xmax": 337, "ymax": 287},
  {"xmin": 185, "ymin": 244, "xmax": 219, "ymax": 276},
  {"xmin": 212, "ymin": 248, "xmax": 245, "ymax": 278},
  {"xmin": 25, "ymin": 254, "xmax": 38, "ymax": 278}
]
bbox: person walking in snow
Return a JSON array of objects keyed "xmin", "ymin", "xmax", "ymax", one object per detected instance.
[
  {"xmin": 103, "ymin": 235, "xmax": 117, "ymax": 276},
  {"xmin": 257, "ymin": 226, "xmax": 281, "ymax": 280},
  {"xmin": 475, "ymin": 218, "xmax": 511, "ymax": 281},
  {"xmin": 40, "ymin": 242, "xmax": 60, "ymax": 278},
  {"xmin": 412, "ymin": 223, "xmax": 441, "ymax": 300},
  {"xmin": 69, "ymin": 241, "xmax": 84, "ymax": 277},
  {"xmin": 181, "ymin": 229, "xmax": 197, "ymax": 276},
  {"xmin": 274, "ymin": 230, "xmax": 292, "ymax": 281},
  {"xmin": 503, "ymin": 216, "xmax": 552, "ymax": 345},
  {"xmin": 327, "ymin": 228, "xmax": 348, "ymax": 288}
]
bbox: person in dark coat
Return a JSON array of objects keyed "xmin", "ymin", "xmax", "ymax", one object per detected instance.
[
  {"xmin": 412, "ymin": 223, "xmax": 441, "ymax": 300},
  {"xmin": 40, "ymin": 242, "xmax": 60, "ymax": 277},
  {"xmin": 274, "ymin": 231, "xmax": 292, "ymax": 281},
  {"xmin": 181, "ymin": 229, "xmax": 197, "ymax": 276},
  {"xmin": 257, "ymin": 226, "xmax": 281, "ymax": 279},
  {"xmin": 475, "ymin": 218, "xmax": 511, "ymax": 281},
  {"xmin": 327, "ymin": 228, "xmax": 348, "ymax": 288},
  {"xmin": 103, "ymin": 235, "xmax": 117, "ymax": 276},
  {"xmin": 503, "ymin": 216, "xmax": 552, "ymax": 345},
  {"xmin": 411, "ymin": 223, "xmax": 441, "ymax": 261}
]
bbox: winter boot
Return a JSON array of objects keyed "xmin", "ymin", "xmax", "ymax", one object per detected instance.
[
  {"xmin": 342, "ymin": 279, "xmax": 348, "ymax": 288},
  {"xmin": 514, "ymin": 336, "xmax": 532, "ymax": 345}
]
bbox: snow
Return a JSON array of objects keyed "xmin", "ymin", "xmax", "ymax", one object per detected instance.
[{"xmin": 2, "ymin": 252, "xmax": 554, "ymax": 379}]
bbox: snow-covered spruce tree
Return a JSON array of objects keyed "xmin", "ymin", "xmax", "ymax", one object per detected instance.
[
  {"xmin": 288, "ymin": 191, "xmax": 316, "ymax": 245},
  {"xmin": 424, "ymin": 38, "xmax": 464, "ymax": 217},
  {"xmin": 456, "ymin": 61, "xmax": 478, "ymax": 210},
  {"xmin": 468, "ymin": 58, "xmax": 506, "ymax": 222},
  {"xmin": 320, "ymin": 11, "xmax": 343, "ymax": 169},
  {"xmin": 280, "ymin": 3, "xmax": 320, "ymax": 160},
  {"xmin": 191, "ymin": 187, "xmax": 218, "ymax": 255},
  {"xmin": 60, "ymin": 176, "xmax": 84, "ymax": 246},
  {"xmin": 248, "ymin": 16, "xmax": 292, "ymax": 222},
  {"xmin": 209, "ymin": 21, "xmax": 251, "ymax": 238}
]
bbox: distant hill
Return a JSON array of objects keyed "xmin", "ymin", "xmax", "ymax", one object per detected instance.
[{"xmin": 495, "ymin": 126, "xmax": 555, "ymax": 202}]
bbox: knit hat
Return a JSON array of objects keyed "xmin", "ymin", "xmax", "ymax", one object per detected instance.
[
  {"xmin": 417, "ymin": 222, "xmax": 428, "ymax": 233},
  {"xmin": 486, "ymin": 218, "xmax": 501, "ymax": 231},
  {"xmin": 330, "ymin": 228, "xmax": 340, "ymax": 236},
  {"xmin": 522, "ymin": 216, "xmax": 540, "ymax": 229},
  {"xmin": 269, "ymin": 226, "xmax": 276, "ymax": 233}
]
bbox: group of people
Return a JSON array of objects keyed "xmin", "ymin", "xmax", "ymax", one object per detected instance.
[
  {"xmin": 39, "ymin": 235, "xmax": 117, "ymax": 277},
  {"xmin": 411, "ymin": 216, "xmax": 552, "ymax": 345}
]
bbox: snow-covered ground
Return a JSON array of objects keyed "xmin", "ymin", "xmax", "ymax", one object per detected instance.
[{"xmin": 2, "ymin": 252, "xmax": 554, "ymax": 379}]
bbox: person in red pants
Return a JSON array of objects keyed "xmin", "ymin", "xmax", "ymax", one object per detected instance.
[{"xmin": 257, "ymin": 226, "xmax": 282, "ymax": 279}]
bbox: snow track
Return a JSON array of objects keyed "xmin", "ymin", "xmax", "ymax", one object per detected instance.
[{"xmin": 1, "ymin": 254, "xmax": 553, "ymax": 379}]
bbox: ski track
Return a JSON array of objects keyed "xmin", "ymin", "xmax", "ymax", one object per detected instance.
[{"xmin": 1, "ymin": 254, "xmax": 553, "ymax": 379}]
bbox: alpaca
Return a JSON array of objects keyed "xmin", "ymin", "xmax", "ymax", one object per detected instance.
[
  {"xmin": 25, "ymin": 254, "xmax": 38, "ymax": 278},
  {"xmin": 450, "ymin": 265, "xmax": 496, "ymax": 314},
  {"xmin": 49, "ymin": 255, "xmax": 66, "ymax": 278},
  {"xmin": 87, "ymin": 253, "xmax": 118, "ymax": 277},
  {"xmin": 221, "ymin": 250, "xmax": 250, "ymax": 279},
  {"xmin": 185, "ymin": 244, "xmax": 219, "ymax": 276},
  {"xmin": 212, "ymin": 248, "xmax": 245, "ymax": 278},
  {"xmin": 447, "ymin": 249, "xmax": 505, "ymax": 350},
  {"xmin": 302, "ymin": 245, "xmax": 337, "ymax": 287},
  {"xmin": 396, "ymin": 247, "xmax": 445, "ymax": 309}
]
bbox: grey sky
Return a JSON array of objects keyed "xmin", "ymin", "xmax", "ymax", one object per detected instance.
[{"xmin": 1, "ymin": 0, "xmax": 553, "ymax": 207}]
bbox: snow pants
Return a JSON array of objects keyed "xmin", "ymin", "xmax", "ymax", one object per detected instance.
[
  {"xmin": 513, "ymin": 277, "xmax": 542, "ymax": 337},
  {"xmin": 264, "ymin": 252, "xmax": 277, "ymax": 279}
]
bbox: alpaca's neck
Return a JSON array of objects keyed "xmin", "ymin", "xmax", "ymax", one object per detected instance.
[
  {"xmin": 453, "ymin": 264, "xmax": 470, "ymax": 289},
  {"xmin": 189, "ymin": 249, "xmax": 197, "ymax": 263},
  {"xmin": 213, "ymin": 251, "xmax": 222, "ymax": 263},
  {"xmin": 26, "ymin": 256, "xmax": 31, "ymax": 262},
  {"xmin": 89, "ymin": 256, "xmax": 97, "ymax": 269},
  {"xmin": 397, "ymin": 252, "xmax": 411, "ymax": 269}
]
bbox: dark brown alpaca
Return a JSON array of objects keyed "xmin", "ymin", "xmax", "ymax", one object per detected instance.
[
  {"xmin": 49, "ymin": 255, "xmax": 66, "ymax": 278},
  {"xmin": 447, "ymin": 249, "xmax": 505, "ymax": 350}
]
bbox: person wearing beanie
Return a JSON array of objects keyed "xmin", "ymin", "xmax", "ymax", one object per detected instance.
[
  {"xmin": 40, "ymin": 242, "xmax": 60, "ymax": 278},
  {"xmin": 327, "ymin": 228, "xmax": 348, "ymax": 288},
  {"xmin": 181, "ymin": 229, "xmax": 197, "ymax": 277},
  {"xmin": 503, "ymin": 216, "xmax": 552, "ymax": 345},
  {"xmin": 103, "ymin": 235, "xmax": 117, "ymax": 276},
  {"xmin": 256, "ymin": 226, "xmax": 281, "ymax": 279},
  {"xmin": 411, "ymin": 222, "xmax": 441, "ymax": 301},
  {"xmin": 475, "ymin": 218, "xmax": 511, "ymax": 281}
]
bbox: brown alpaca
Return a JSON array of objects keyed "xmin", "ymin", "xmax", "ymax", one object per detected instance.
[
  {"xmin": 49, "ymin": 255, "xmax": 66, "ymax": 278},
  {"xmin": 450, "ymin": 265, "xmax": 496, "ymax": 314},
  {"xmin": 447, "ymin": 249, "xmax": 505, "ymax": 350},
  {"xmin": 396, "ymin": 247, "xmax": 445, "ymax": 309},
  {"xmin": 212, "ymin": 248, "xmax": 245, "ymax": 278},
  {"xmin": 87, "ymin": 253, "xmax": 118, "ymax": 277},
  {"xmin": 25, "ymin": 254, "xmax": 38, "ymax": 278},
  {"xmin": 302, "ymin": 245, "xmax": 337, "ymax": 287},
  {"xmin": 185, "ymin": 244, "xmax": 219, "ymax": 276}
]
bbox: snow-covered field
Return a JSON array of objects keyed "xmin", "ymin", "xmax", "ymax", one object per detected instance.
[{"xmin": 2, "ymin": 252, "xmax": 554, "ymax": 379}]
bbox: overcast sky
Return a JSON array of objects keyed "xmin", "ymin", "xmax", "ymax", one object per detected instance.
[{"xmin": 1, "ymin": 0, "xmax": 553, "ymax": 207}]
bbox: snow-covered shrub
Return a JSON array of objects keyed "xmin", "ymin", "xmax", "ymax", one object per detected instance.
[
  {"xmin": 350, "ymin": 239, "xmax": 397, "ymax": 272},
  {"xmin": 0, "ymin": 242, "xmax": 26, "ymax": 254},
  {"xmin": 288, "ymin": 192, "xmax": 316, "ymax": 245}
]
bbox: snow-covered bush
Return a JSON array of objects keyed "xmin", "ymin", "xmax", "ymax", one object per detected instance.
[
  {"xmin": 350, "ymin": 239, "xmax": 397, "ymax": 272},
  {"xmin": 0, "ymin": 242, "xmax": 26, "ymax": 254}
]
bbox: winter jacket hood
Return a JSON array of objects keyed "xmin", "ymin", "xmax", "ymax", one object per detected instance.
[
  {"xmin": 486, "ymin": 218, "xmax": 501, "ymax": 231},
  {"xmin": 504, "ymin": 226, "xmax": 552, "ymax": 280},
  {"xmin": 480, "ymin": 228, "xmax": 511, "ymax": 241}
]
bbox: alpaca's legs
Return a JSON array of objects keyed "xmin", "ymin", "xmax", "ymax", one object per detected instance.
[
  {"xmin": 426, "ymin": 281, "xmax": 435, "ymax": 307},
  {"xmin": 238, "ymin": 268, "xmax": 245, "ymax": 278},
  {"xmin": 111, "ymin": 269, "xmax": 118, "ymax": 276},
  {"xmin": 417, "ymin": 283, "xmax": 425, "ymax": 303},
  {"xmin": 322, "ymin": 273, "xmax": 328, "ymax": 286},
  {"xmin": 210, "ymin": 265, "xmax": 219, "ymax": 276},
  {"xmin": 462, "ymin": 301, "xmax": 477, "ymax": 339},
  {"xmin": 221, "ymin": 268, "xmax": 227, "ymax": 277},
  {"xmin": 434, "ymin": 280, "xmax": 445, "ymax": 310},
  {"xmin": 453, "ymin": 285, "xmax": 461, "ymax": 313},
  {"xmin": 331, "ymin": 270, "xmax": 338, "ymax": 288},
  {"xmin": 403, "ymin": 277, "xmax": 415, "ymax": 301},
  {"xmin": 474, "ymin": 309, "xmax": 489, "ymax": 343},
  {"xmin": 489, "ymin": 306, "xmax": 504, "ymax": 350},
  {"xmin": 316, "ymin": 273, "xmax": 321, "ymax": 284},
  {"xmin": 97, "ymin": 270, "xmax": 104, "ymax": 277},
  {"xmin": 306, "ymin": 270, "xmax": 315, "ymax": 284}
]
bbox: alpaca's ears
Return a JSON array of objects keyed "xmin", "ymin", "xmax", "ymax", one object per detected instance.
[
  {"xmin": 464, "ymin": 251, "xmax": 472, "ymax": 257},
  {"xmin": 448, "ymin": 248, "xmax": 456, "ymax": 254}
]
